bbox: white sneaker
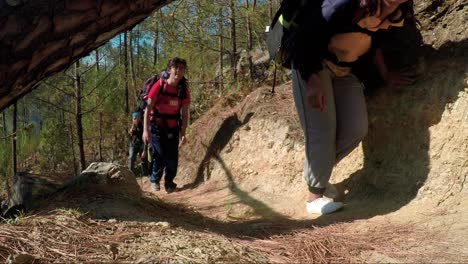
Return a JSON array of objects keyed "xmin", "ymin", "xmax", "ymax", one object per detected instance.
[{"xmin": 306, "ymin": 198, "xmax": 343, "ymax": 215}]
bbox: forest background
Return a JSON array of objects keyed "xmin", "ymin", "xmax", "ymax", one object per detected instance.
[{"xmin": 0, "ymin": 0, "xmax": 279, "ymax": 193}]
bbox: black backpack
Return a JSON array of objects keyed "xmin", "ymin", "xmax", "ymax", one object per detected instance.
[
  {"xmin": 265, "ymin": 0, "xmax": 310, "ymax": 93},
  {"xmin": 137, "ymin": 70, "xmax": 170, "ymax": 115}
]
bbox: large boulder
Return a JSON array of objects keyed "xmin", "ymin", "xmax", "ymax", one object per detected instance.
[
  {"xmin": 64, "ymin": 162, "xmax": 141, "ymax": 197},
  {"xmin": 1, "ymin": 172, "xmax": 59, "ymax": 218}
]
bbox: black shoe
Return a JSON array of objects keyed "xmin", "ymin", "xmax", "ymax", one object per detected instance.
[
  {"xmin": 165, "ymin": 183, "xmax": 177, "ymax": 194},
  {"xmin": 151, "ymin": 182, "xmax": 160, "ymax": 191}
]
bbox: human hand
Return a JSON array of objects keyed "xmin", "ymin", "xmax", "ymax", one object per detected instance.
[
  {"xmin": 143, "ymin": 130, "xmax": 150, "ymax": 144},
  {"xmin": 307, "ymin": 74, "xmax": 326, "ymax": 112},
  {"xmin": 141, "ymin": 146, "xmax": 147, "ymax": 159},
  {"xmin": 383, "ymin": 67, "xmax": 415, "ymax": 88},
  {"xmin": 179, "ymin": 135, "xmax": 186, "ymax": 147}
]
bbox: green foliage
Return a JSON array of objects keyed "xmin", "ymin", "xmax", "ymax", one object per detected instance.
[{"xmin": 37, "ymin": 119, "xmax": 72, "ymax": 170}]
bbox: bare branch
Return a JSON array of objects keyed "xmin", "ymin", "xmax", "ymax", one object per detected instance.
[
  {"xmin": 32, "ymin": 96, "xmax": 74, "ymax": 115},
  {"xmin": 83, "ymin": 62, "xmax": 119, "ymax": 98},
  {"xmin": 81, "ymin": 89, "xmax": 115, "ymax": 116},
  {"xmin": 42, "ymin": 81, "xmax": 75, "ymax": 98}
]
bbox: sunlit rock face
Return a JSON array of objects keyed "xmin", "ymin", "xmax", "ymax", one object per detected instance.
[{"xmin": 0, "ymin": 0, "xmax": 171, "ymax": 111}]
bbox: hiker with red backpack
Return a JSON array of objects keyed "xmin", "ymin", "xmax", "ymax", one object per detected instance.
[
  {"xmin": 280, "ymin": 0, "xmax": 419, "ymax": 214},
  {"xmin": 142, "ymin": 57, "xmax": 190, "ymax": 193}
]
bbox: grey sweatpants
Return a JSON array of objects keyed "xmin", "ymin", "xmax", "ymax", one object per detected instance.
[{"xmin": 292, "ymin": 67, "xmax": 368, "ymax": 195}]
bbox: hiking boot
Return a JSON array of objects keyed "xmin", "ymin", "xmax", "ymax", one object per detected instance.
[
  {"xmin": 151, "ymin": 182, "xmax": 160, "ymax": 191},
  {"xmin": 306, "ymin": 198, "xmax": 343, "ymax": 215}
]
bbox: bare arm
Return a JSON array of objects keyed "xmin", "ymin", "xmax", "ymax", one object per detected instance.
[
  {"xmin": 143, "ymin": 99, "xmax": 155, "ymax": 144},
  {"xmin": 307, "ymin": 73, "xmax": 326, "ymax": 112},
  {"xmin": 179, "ymin": 104, "xmax": 189, "ymax": 146},
  {"xmin": 373, "ymin": 48, "xmax": 414, "ymax": 87}
]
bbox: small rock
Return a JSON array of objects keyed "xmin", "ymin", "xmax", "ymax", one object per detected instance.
[
  {"xmin": 267, "ymin": 141, "xmax": 274, "ymax": 148},
  {"xmin": 156, "ymin": 221, "xmax": 171, "ymax": 229},
  {"xmin": 108, "ymin": 219, "xmax": 117, "ymax": 223}
]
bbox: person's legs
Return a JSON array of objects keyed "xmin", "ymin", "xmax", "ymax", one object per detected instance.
[
  {"xmin": 128, "ymin": 142, "xmax": 136, "ymax": 172},
  {"xmin": 334, "ymin": 74, "xmax": 368, "ymax": 162},
  {"xmin": 149, "ymin": 124, "xmax": 164, "ymax": 190},
  {"xmin": 292, "ymin": 68, "xmax": 336, "ymax": 196},
  {"xmin": 162, "ymin": 133, "xmax": 179, "ymax": 193},
  {"xmin": 292, "ymin": 67, "xmax": 343, "ymax": 214}
]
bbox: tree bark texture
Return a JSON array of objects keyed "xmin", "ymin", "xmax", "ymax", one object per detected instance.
[
  {"xmin": 0, "ymin": 0, "xmax": 173, "ymax": 112},
  {"xmin": 124, "ymin": 31, "xmax": 129, "ymax": 114},
  {"xmin": 153, "ymin": 22, "xmax": 159, "ymax": 67},
  {"xmin": 246, "ymin": 0, "xmax": 253, "ymax": 80},
  {"xmin": 95, "ymin": 50, "xmax": 100, "ymax": 72},
  {"xmin": 74, "ymin": 61, "xmax": 86, "ymax": 172},
  {"xmin": 129, "ymin": 30, "xmax": 138, "ymax": 108},
  {"xmin": 12, "ymin": 102, "xmax": 17, "ymax": 177},
  {"xmin": 69, "ymin": 122, "xmax": 77, "ymax": 177},
  {"xmin": 229, "ymin": 0, "xmax": 237, "ymax": 80},
  {"xmin": 218, "ymin": 6, "xmax": 224, "ymax": 91}
]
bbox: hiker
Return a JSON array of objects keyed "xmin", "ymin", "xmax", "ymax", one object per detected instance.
[
  {"xmin": 142, "ymin": 57, "xmax": 190, "ymax": 193},
  {"xmin": 287, "ymin": 0, "xmax": 419, "ymax": 214},
  {"xmin": 128, "ymin": 111, "xmax": 149, "ymax": 176}
]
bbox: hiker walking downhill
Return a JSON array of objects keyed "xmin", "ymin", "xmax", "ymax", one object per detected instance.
[
  {"xmin": 142, "ymin": 57, "xmax": 190, "ymax": 194},
  {"xmin": 128, "ymin": 111, "xmax": 149, "ymax": 176},
  {"xmin": 287, "ymin": 0, "xmax": 418, "ymax": 214}
]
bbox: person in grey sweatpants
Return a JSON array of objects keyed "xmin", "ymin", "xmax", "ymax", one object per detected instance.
[
  {"xmin": 286, "ymin": 0, "xmax": 418, "ymax": 215},
  {"xmin": 292, "ymin": 66, "xmax": 368, "ymax": 215}
]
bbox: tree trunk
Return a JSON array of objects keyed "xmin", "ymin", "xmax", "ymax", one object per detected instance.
[
  {"xmin": 136, "ymin": 26, "xmax": 141, "ymax": 73},
  {"xmin": 195, "ymin": 1, "xmax": 204, "ymax": 81},
  {"xmin": 129, "ymin": 30, "xmax": 138, "ymax": 108},
  {"xmin": 229, "ymin": 0, "xmax": 237, "ymax": 80},
  {"xmin": 124, "ymin": 31, "xmax": 129, "ymax": 114},
  {"xmin": 119, "ymin": 34, "xmax": 122, "ymax": 66},
  {"xmin": 2, "ymin": 111, "xmax": 6, "ymax": 137},
  {"xmin": 218, "ymin": 6, "xmax": 224, "ymax": 91},
  {"xmin": 12, "ymin": 102, "xmax": 17, "ymax": 177},
  {"xmin": 153, "ymin": 22, "xmax": 159, "ymax": 67},
  {"xmin": 95, "ymin": 49, "xmax": 100, "ymax": 72},
  {"xmin": 21, "ymin": 98, "xmax": 27, "ymax": 127},
  {"xmin": 69, "ymin": 122, "xmax": 78, "ymax": 177},
  {"xmin": 74, "ymin": 61, "xmax": 86, "ymax": 172},
  {"xmin": 99, "ymin": 112, "xmax": 103, "ymax": 162},
  {"xmin": 245, "ymin": 0, "xmax": 253, "ymax": 80},
  {"xmin": 268, "ymin": 0, "xmax": 274, "ymax": 22}
]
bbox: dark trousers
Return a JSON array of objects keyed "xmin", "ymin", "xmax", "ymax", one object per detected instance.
[{"xmin": 149, "ymin": 123, "xmax": 179, "ymax": 188}]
